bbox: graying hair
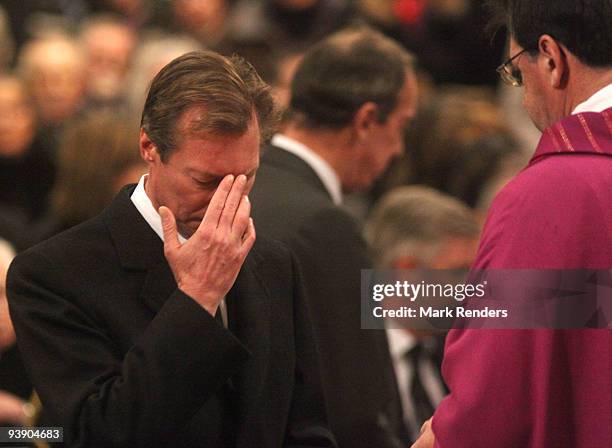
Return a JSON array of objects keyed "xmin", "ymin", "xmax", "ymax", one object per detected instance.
[{"xmin": 365, "ymin": 186, "xmax": 480, "ymax": 267}]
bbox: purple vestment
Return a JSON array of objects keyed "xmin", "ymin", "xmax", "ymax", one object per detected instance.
[{"xmin": 433, "ymin": 109, "xmax": 612, "ymax": 447}]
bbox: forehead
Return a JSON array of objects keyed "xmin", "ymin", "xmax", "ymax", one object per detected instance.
[{"xmin": 170, "ymin": 109, "xmax": 261, "ymax": 175}]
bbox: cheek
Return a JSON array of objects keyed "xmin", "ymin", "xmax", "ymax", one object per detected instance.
[
  {"xmin": 182, "ymin": 188, "xmax": 216, "ymax": 215},
  {"xmin": 522, "ymin": 89, "xmax": 545, "ymax": 128},
  {"xmin": 156, "ymin": 176, "xmax": 210, "ymax": 217}
]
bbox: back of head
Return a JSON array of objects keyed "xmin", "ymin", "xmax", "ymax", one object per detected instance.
[
  {"xmin": 52, "ymin": 109, "xmax": 141, "ymax": 226},
  {"xmin": 289, "ymin": 26, "xmax": 413, "ymax": 129},
  {"xmin": 80, "ymin": 14, "xmax": 137, "ymax": 101},
  {"xmin": 140, "ymin": 50, "xmax": 277, "ymax": 161},
  {"xmin": 365, "ymin": 186, "xmax": 480, "ymax": 267},
  {"xmin": 489, "ymin": 0, "xmax": 612, "ymax": 67}
]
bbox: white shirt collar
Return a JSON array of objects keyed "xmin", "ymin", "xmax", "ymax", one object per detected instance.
[
  {"xmin": 130, "ymin": 174, "xmax": 187, "ymax": 244},
  {"xmin": 271, "ymin": 133, "xmax": 343, "ymax": 205},
  {"xmin": 572, "ymin": 83, "xmax": 612, "ymax": 114}
]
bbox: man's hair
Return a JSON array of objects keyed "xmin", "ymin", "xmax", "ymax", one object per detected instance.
[
  {"xmin": 141, "ymin": 50, "xmax": 277, "ymax": 161},
  {"xmin": 288, "ymin": 26, "xmax": 414, "ymax": 129},
  {"xmin": 488, "ymin": 0, "xmax": 612, "ymax": 67},
  {"xmin": 364, "ymin": 186, "xmax": 480, "ymax": 267}
]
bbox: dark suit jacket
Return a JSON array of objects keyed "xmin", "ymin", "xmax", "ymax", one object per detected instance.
[
  {"xmin": 7, "ymin": 185, "xmax": 336, "ymax": 448},
  {"xmin": 250, "ymin": 146, "xmax": 404, "ymax": 448}
]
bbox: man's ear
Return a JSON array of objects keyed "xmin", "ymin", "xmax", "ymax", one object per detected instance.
[
  {"xmin": 139, "ymin": 129, "xmax": 158, "ymax": 164},
  {"xmin": 537, "ymin": 34, "xmax": 568, "ymax": 89},
  {"xmin": 353, "ymin": 101, "xmax": 379, "ymax": 140}
]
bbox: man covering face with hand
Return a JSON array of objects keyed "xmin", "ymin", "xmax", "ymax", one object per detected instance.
[{"xmin": 7, "ymin": 50, "xmax": 336, "ymax": 448}]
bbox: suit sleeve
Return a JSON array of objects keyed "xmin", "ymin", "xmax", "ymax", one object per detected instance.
[
  {"xmin": 284, "ymin": 251, "xmax": 338, "ymax": 448},
  {"xmin": 7, "ymin": 249, "xmax": 250, "ymax": 447}
]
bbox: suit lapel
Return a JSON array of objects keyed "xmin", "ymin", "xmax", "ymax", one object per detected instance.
[
  {"xmin": 139, "ymin": 261, "xmax": 177, "ymax": 313},
  {"xmin": 103, "ymin": 185, "xmax": 177, "ymax": 313}
]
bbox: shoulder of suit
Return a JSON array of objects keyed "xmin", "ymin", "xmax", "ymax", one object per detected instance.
[{"xmin": 10, "ymin": 212, "xmax": 115, "ymax": 277}]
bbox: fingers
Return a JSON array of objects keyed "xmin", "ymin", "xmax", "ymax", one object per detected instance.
[
  {"xmin": 159, "ymin": 206, "xmax": 180, "ymax": 256},
  {"xmin": 231, "ymin": 194, "xmax": 251, "ymax": 239},
  {"xmin": 218, "ymin": 174, "xmax": 247, "ymax": 231},
  {"xmin": 199, "ymin": 174, "xmax": 235, "ymax": 234},
  {"xmin": 411, "ymin": 418, "xmax": 435, "ymax": 448},
  {"xmin": 420, "ymin": 419, "xmax": 430, "ymax": 434},
  {"xmin": 239, "ymin": 218, "xmax": 256, "ymax": 258}
]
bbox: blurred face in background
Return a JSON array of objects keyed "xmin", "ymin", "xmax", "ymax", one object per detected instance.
[
  {"xmin": 82, "ymin": 21, "xmax": 136, "ymax": 102},
  {"xmin": 0, "ymin": 78, "xmax": 36, "ymax": 157},
  {"xmin": 22, "ymin": 39, "xmax": 86, "ymax": 126},
  {"xmin": 173, "ymin": 0, "xmax": 227, "ymax": 44}
]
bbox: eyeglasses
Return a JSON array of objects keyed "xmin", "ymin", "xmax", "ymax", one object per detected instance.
[{"xmin": 496, "ymin": 49, "xmax": 528, "ymax": 87}]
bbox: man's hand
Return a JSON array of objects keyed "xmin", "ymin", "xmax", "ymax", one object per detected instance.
[
  {"xmin": 159, "ymin": 174, "xmax": 256, "ymax": 316},
  {"xmin": 411, "ymin": 418, "xmax": 435, "ymax": 448}
]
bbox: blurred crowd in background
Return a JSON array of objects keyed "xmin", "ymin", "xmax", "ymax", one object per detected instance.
[{"xmin": 1, "ymin": 0, "xmax": 541, "ymax": 430}]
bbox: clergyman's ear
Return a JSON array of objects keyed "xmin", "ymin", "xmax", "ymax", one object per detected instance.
[{"xmin": 537, "ymin": 34, "xmax": 567, "ymax": 88}]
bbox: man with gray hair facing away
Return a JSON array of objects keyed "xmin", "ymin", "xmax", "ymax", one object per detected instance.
[
  {"xmin": 8, "ymin": 50, "xmax": 336, "ymax": 448},
  {"xmin": 365, "ymin": 186, "xmax": 480, "ymax": 444}
]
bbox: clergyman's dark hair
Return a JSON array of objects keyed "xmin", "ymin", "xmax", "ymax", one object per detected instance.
[
  {"xmin": 487, "ymin": 0, "xmax": 612, "ymax": 66},
  {"xmin": 289, "ymin": 26, "xmax": 414, "ymax": 129},
  {"xmin": 141, "ymin": 50, "xmax": 277, "ymax": 161}
]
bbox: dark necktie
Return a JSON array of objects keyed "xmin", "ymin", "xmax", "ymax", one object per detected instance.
[{"xmin": 405, "ymin": 343, "xmax": 435, "ymax": 430}]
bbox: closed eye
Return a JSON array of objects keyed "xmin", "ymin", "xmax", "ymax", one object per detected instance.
[{"xmin": 194, "ymin": 178, "xmax": 222, "ymax": 189}]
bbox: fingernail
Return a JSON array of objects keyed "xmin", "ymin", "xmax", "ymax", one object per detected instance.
[
  {"xmin": 226, "ymin": 174, "xmax": 234, "ymax": 183},
  {"xmin": 244, "ymin": 195, "xmax": 250, "ymax": 203}
]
